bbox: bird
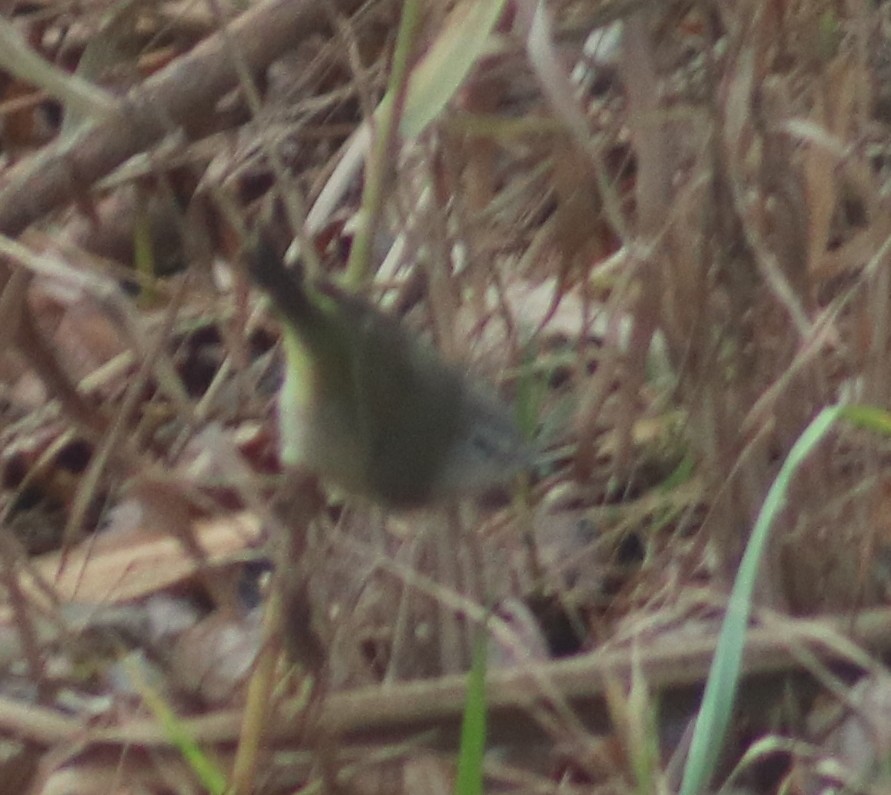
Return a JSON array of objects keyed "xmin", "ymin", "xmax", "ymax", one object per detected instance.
[{"xmin": 246, "ymin": 234, "xmax": 530, "ymax": 507}]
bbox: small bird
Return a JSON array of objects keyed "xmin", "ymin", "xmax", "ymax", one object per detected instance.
[{"xmin": 247, "ymin": 235, "xmax": 530, "ymax": 507}]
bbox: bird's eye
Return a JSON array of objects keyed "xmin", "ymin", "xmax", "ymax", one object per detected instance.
[{"xmin": 470, "ymin": 429, "xmax": 500, "ymax": 458}]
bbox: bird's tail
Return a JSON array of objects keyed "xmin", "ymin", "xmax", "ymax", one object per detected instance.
[{"xmin": 246, "ymin": 232, "xmax": 323, "ymax": 338}]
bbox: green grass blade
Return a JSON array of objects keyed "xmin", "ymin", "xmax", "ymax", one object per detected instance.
[
  {"xmin": 400, "ymin": 0, "xmax": 508, "ymax": 139},
  {"xmin": 125, "ymin": 655, "xmax": 228, "ymax": 794},
  {"xmin": 454, "ymin": 628, "xmax": 489, "ymax": 795},
  {"xmin": 679, "ymin": 405, "xmax": 841, "ymax": 795},
  {"xmin": 839, "ymin": 404, "xmax": 891, "ymax": 434}
]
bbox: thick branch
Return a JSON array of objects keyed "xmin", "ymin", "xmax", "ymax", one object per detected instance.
[{"xmin": 0, "ymin": 0, "xmax": 366, "ymax": 236}]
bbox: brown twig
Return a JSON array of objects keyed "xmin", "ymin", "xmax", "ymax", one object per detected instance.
[
  {"xmin": 2, "ymin": 605, "xmax": 887, "ymax": 750},
  {"xmin": 0, "ymin": 0, "xmax": 366, "ymax": 237},
  {"xmin": 0, "ymin": 0, "xmax": 367, "ymax": 425}
]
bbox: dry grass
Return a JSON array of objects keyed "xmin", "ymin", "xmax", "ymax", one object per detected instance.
[{"xmin": 3, "ymin": 0, "xmax": 891, "ymax": 792}]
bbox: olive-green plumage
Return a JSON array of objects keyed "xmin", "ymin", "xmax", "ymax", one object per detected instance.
[{"xmin": 248, "ymin": 237, "xmax": 528, "ymax": 507}]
